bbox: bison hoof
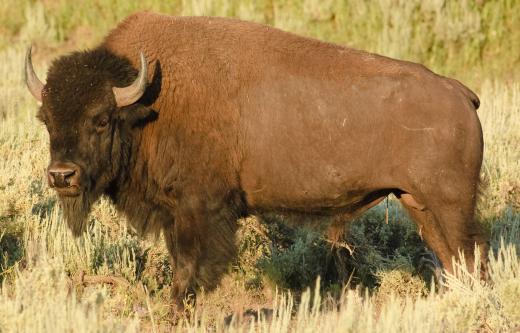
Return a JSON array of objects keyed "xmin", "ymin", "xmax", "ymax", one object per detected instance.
[
  {"xmin": 169, "ymin": 286, "xmax": 197, "ymax": 322},
  {"xmin": 224, "ymin": 308, "xmax": 274, "ymax": 326}
]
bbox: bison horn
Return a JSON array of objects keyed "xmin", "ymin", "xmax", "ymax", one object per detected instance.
[
  {"xmin": 112, "ymin": 52, "xmax": 148, "ymax": 107},
  {"xmin": 25, "ymin": 46, "xmax": 44, "ymax": 102}
]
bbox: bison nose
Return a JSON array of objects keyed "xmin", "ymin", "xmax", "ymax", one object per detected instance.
[{"xmin": 47, "ymin": 162, "xmax": 80, "ymax": 188}]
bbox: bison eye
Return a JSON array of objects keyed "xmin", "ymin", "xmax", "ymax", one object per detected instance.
[{"xmin": 96, "ymin": 117, "xmax": 109, "ymax": 129}]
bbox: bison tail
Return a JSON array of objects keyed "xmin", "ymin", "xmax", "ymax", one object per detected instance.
[
  {"xmin": 449, "ymin": 78, "xmax": 480, "ymax": 110},
  {"xmin": 469, "ymin": 90, "xmax": 480, "ymax": 110}
]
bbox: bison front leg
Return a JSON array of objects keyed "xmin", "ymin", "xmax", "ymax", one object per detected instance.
[{"xmin": 165, "ymin": 193, "xmax": 240, "ymax": 315}]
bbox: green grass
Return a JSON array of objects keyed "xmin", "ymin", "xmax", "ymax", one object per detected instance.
[{"xmin": 1, "ymin": 1, "xmax": 520, "ymax": 332}]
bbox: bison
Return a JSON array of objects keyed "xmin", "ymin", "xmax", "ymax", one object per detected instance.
[{"xmin": 25, "ymin": 12, "xmax": 488, "ymax": 309}]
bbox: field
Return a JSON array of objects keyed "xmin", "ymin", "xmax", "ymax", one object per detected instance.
[{"xmin": 1, "ymin": 1, "xmax": 520, "ymax": 332}]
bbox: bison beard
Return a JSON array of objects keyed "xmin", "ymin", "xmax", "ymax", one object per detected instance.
[{"xmin": 60, "ymin": 192, "xmax": 96, "ymax": 236}]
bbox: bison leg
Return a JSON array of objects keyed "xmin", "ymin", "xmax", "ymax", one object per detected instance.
[
  {"xmin": 427, "ymin": 200, "xmax": 488, "ymax": 277},
  {"xmin": 165, "ymin": 193, "xmax": 239, "ymax": 312},
  {"xmin": 398, "ymin": 200, "xmax": 455, "ymax": 271},
  {"xmin": 399, "ymin": 192, "xmax": 488, "ymax": 277}
]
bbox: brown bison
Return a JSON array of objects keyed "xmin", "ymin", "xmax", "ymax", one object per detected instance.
[{"xmin": 26, "ymin": 12, "xmax": 487, "ymax": 308}]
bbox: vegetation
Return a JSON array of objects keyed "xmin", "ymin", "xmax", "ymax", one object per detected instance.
[{"xmin": 0, "ymin": 1, "xmax": 519, "ymax": 332}]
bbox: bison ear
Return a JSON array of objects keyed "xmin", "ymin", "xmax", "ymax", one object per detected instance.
[{"xmin": 116, "ymin": 104, "xmax": 157, "ymax": 127}]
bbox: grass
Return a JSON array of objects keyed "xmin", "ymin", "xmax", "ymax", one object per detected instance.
[{"xmin": 0, "ymin": 1, "xmax": 519, "ymax": 332}]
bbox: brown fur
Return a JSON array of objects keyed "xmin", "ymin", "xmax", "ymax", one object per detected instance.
[{"xmin": 36, "ymin": 12, "xmax": 488, "ymax": 310}]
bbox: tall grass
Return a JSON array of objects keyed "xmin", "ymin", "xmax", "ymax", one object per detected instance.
[
  {"xmin": 0, "ymin": 1, "xmax": 519, "ymax": 332},
  {"xmin": 478, "ymin": 81, "xmax": 520, "ymax": 239}
]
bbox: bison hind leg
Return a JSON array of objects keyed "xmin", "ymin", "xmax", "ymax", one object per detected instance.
[
  {"xmin": 397, "ymin": 190, "xmax": 488, "ymax": 277},
  {"xmin": 397, "ymin": 196, "xmax": 454, "ymax": 268}
]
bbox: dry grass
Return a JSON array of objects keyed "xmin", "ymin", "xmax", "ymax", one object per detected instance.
[{"xmin": 1, "ymin": 1, "xmax": 520, "ymax": 332}]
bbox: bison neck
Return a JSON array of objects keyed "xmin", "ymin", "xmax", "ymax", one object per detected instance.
[{"xmin": 106, "ymin": 131, "xmax": 174, "ymax": 235}]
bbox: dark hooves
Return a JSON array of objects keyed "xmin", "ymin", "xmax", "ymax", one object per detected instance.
[{"xmin": 224, "ymin": 308, "xmax": 274, "ymax": 326}]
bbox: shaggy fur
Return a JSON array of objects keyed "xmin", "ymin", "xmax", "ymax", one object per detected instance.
[
  {"xmin": 39, "ymin": 48, "xmax": 153, "ymax": 235},
  {"xmin": 35, "ymin": 12, "xmax": 488, "ymax": 310}
]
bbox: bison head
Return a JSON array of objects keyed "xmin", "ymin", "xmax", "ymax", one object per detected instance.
[{"xmin": 25, "ymin": 47, "xmax": 155, "ymax": 235}]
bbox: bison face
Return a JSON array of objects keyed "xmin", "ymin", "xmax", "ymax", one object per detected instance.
[{"xmin": 25, "ymin": 47, "xmax": 153, "ymax": 235}]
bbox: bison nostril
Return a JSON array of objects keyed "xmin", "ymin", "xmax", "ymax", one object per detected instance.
[
  {"xmin": 49, "ymin": 169, "xmax": 77, "ymax": 188},
  {"xmin": 47, "ymin": 162, "xmax": 81, "ymax": 190},
  {"xmin": 51, "ymin": 170, "xmax": 74, "ymax": 177}
]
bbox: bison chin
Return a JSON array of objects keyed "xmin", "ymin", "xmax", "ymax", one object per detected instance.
[{"xmin": 59, "ymin": 192, "xmax": 96, "ymax": 237}]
